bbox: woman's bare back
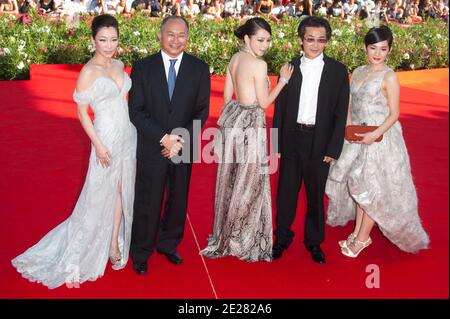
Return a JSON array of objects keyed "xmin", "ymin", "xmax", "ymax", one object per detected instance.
[{"xmin": 228, "ymin": 52, "xmax": 266, "ymax": 105}]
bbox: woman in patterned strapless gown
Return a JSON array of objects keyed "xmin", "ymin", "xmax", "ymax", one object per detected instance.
[
  {"xmin": 11, "ymin": 14, "xmax": 137, "ymax": 288},
  {"xmin": 200, "ymin": 18, "xmax": 293, "ymax": 262},
  {"xmin": 325, "ymin": 26, "xmax": 429, "ymax": 257}
]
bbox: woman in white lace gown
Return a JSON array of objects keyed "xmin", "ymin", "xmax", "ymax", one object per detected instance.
[
  {"xmin": 11, "ymin": 14, "xmax": 137, "ymax": 288},
  {"xmin": 325, "ymin": 26, "xmax": 429, "ymax": 257},
  {"xmin": 200, "ymin": 18, "xmax": 293, "ymax": 262}
]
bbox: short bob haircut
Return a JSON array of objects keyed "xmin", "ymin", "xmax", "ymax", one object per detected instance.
[{"xmin": 364, "ymin": 26, "xmax": 394, "ymax": 49}]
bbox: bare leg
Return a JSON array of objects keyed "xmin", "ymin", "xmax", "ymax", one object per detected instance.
[
  {"xmin": 339, "ymin": 204, "xmax": 365, "ymax": 247},
  {"xmin": 110, "ymin": 185, "xmax": 123, "ymax": 258},
  {"xmin": 341, "ymin": 206, "xmax": 375, "ymax": 256},
  {"xmin": 352, "ymin": 204, "xmax": 364, "ymax": 236},
  {"xmin": 355, "ymin": 209, "xmax": 375, "ymax": 242},
  {"xmin": 346, "ymin": 208, "xmax": 375, "ymax": 254}
]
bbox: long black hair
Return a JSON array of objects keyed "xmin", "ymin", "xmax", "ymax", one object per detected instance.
[{"xmin": 234, "ymin": 17, "xmax": 272, "ymax": 40}]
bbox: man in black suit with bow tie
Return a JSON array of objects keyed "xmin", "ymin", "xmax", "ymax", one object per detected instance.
[
  {"xmin": 272, "ymin": 16, "xmax": 350, "ymax": 264},
  {"xmin": 128, "ymin": 16, "xmax": 210, "ymax": 274}
]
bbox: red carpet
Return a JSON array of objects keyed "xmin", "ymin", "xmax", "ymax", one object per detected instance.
[{"xmin": 0, "ymin": 65, "xmax": 448, "ymax": 299}]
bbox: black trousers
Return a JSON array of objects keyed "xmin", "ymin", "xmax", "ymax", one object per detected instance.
[
  {"xmin": 274, "ymin": 126, "xmax": 330, "ymax": 248},
  {"xmin": 130, "ymin": 156, "xmax": 192, "ymax": 264}
]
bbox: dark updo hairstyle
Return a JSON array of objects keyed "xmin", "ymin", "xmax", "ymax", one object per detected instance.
[
  {"xmin": 297, "ymin": 16, "xmax": 332, "ymax": 40},
  {"xmin": 364, "ymin": 26, "xmax": 393, "ymax": 49},
  {"xmin": 91, "ymin": 14, "xmax": 119, "ymax": 39},
  {"xmin": 234, "ymin": 17, "xmax": 272, "ymax": 40}
]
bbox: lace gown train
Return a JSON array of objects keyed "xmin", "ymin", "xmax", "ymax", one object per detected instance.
[
  {"xmin": 200, "ymin": 101, "xmax": 272, "ymax": 262},
  {"xmin": 11, "ymin": 72, "xmax": 137, "ymax": 288},
  {"xmin": 325, "ymin": 66, "xmax": 429, "ymax": 252}
]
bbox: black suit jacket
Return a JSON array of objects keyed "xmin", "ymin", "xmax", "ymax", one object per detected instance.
[
  {"xmin": 273, "ymin": 54, "xmax": 349, "ymax": 160},
  {"xmin": 128, "ymin": 51, "xmax": 210, "ymax": 161}
]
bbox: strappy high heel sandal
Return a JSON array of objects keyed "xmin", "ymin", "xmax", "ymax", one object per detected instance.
[
  {"xmin": 338, "ymin": 232, "xmax": 357, "ymax": 248},
  {"xmin": 341, "ymin": 237, "xmax": 372, "ymax": 258},
  {"xmin": 109, "ymin": 252, "xmax": 122, "ymax": 270}
]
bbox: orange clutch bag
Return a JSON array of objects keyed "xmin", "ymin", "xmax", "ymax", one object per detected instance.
[{"xmin": 345, "ymin": 125, "xmax": 383, "ymax": 142}]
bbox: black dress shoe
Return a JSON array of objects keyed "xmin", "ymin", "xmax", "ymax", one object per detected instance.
[
  {"xmin": 157, "ymin": 251, "xmax": 183, "ymax": 265},
  {"xmin": 133, "ymin": 262, "xmax": 148, "ymax": 275},
  {"xmin": 272, "ymin": 245, "xmax": 285, "ymax": 260},
  {"xmin": 306, "ymin": 245, "xmax": 326, "ymax": 264}
]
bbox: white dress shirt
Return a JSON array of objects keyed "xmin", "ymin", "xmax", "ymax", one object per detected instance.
[
  {"xmin": 159, "ymin": 50, "xmax": 184, "ymax": 143},
  {"xmin": 297, "ymin": 53, "xmax": 325, "ymax": 125},
  {"xmin": 161, "ymin": 50, "xmax": 184, "ymax": 82}
]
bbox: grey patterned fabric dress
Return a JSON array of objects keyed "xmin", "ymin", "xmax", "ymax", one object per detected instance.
[
  {"xmin": 11, "ymin": 72, "xmax": 137, "ymax": 288},
  {"xmin": 200, "ymin": 101, "xmax": 272, "ymax": 262},
  {"xmin": 325, "ymin": 65, "xmax": 429, "ymax": 253}
]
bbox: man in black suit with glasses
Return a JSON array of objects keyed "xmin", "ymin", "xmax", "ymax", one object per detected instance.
[{"xmin": 272, "ymin": 16, "xmax": 350, "ymax": 264}]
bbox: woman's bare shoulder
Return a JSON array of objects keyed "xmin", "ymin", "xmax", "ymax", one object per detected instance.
[
  {"xmin": 112, "ymin": 59, "xmax": 125, "ymax": 70},
  {"xmin": 252, "ymin": 58, "xmax": 267, "ymax": 75},
  {"xmin": 383, "ymin": 69, "xmax": 399, "ymax": 85},
  {"xmin": 76, "ymin": 63, "xmax": 101, "ymax": 93},
  {"xmin": 254, "ymin": 58, "xmax": 267, "ymax": 67}
]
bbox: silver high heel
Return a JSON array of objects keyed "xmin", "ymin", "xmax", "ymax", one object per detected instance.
[
  {"xmin": 109, "ymin": 251, "xmax": 122, "ymax": 270},
  {"xmin": 338, "ymin": 232, "xmax": 357, "ymax": 248},
  {"xmin": 341, "ymin": 237, "xmax": 372, "ymax": 258}
]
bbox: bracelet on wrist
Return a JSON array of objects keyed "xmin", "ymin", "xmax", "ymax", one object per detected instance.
[{"xmin": 279, "ymin": 77, "xmax": 289, "ymax": 84}]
